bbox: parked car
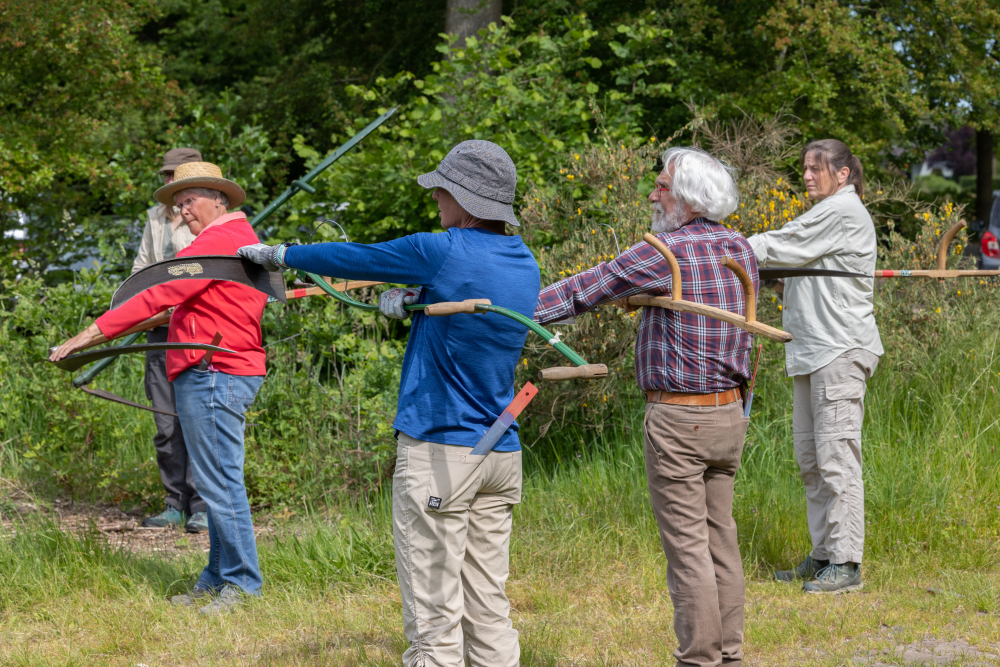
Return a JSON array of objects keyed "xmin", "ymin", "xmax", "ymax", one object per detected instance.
[{"xmin": 979, "ymin": 194, "xmax": 1000, "ymax": 270}]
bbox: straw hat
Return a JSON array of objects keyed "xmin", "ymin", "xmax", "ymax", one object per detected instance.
[{"xmin": 154, "ymin": 161, "xmax": 246, "ymax": 208}]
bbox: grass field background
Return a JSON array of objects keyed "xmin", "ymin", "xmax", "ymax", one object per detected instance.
[{"xmin": 2, "ymin": 298, "xmax": 1000, "ymax": 664}]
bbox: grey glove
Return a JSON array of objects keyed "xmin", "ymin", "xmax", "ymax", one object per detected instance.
[
  {"xmin": 237, "ymin": 242, "xmax": 295, "ymax": 272},
  {"xmin": 378, "ymin": 287, "xmax": 423, "ymax": 319}
]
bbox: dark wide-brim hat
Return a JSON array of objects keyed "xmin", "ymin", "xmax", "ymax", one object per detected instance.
[
  {"xmin": 417, "ymin": 140, "xmax": 519, "ymax": 226},
  {"xmin": 154, "ymin": 161, "xmax": 246, "ymax": 208},
  {"xmin": 161, "ymin": 147, "xmax": 202, "ymax": 172}
]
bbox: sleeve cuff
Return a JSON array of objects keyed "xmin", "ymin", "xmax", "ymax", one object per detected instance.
[{"xmin": 747, "ymin": 235, "xmax": 768, "ymax": 267}]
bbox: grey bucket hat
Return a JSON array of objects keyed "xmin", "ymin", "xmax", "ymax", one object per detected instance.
[{"xmin": 417, "ymin": 140, "xmax": 519, "ymax": 226}]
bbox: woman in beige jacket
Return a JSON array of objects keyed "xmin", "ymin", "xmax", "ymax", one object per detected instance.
[{"xmin": 748, "ymin": 139, "xmax": 883, "ymax": 594}]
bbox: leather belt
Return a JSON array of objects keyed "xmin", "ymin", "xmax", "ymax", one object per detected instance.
[{"xmin": 645, "ymin": 388, "xmax": 742, "ymax": 407}]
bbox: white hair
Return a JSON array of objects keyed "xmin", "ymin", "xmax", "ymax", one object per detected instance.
[
  {"xmin": 173, "ymin": 187, "xmax": 229, "ymax": 208},
  {"xmin": 661, "ymin": 147, "xmax": 738, "ymax": 221}
]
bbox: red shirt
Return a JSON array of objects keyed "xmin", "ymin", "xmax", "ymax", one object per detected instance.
[{"xmin": 96, "ymin": 212, "xmax": 268, "ymax": 381}]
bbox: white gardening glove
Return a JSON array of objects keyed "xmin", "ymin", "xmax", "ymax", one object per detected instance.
[
  {"xmin": 237, "ymin": 242, "xmax": 294, "ymax": 272},
  {"xmin": 379, "ymin": 287, "xmax": 423, "ymax": 319}
]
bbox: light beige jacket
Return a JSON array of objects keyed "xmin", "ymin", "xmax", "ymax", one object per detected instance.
[
  {"xmin": 748, "ymin": 184, "xmax": 883, "ymax": 377},
  {"xmin": 131, "ymin": 205, "xmax": 197, "ymax": 274}
]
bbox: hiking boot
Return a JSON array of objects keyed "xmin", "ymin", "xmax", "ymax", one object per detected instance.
[
  {"xmin": 170, "ymin": 586, "xmax": 213, "ymax": 607},
  {"xmin": 803, "ymin": 562, "xmax": 863, "ymax": 594},
  {"xmin": 185, "ymin": 511, "xmax": 209, "ymax": 534},
  {"xmin": 199, "ymin": 585, "xmax": 245, "ymax": 615},
  {"xmin": 142, "ymin": 506, "xmax": 186, "ymax": 528},
  {"xmin": 775, "ymin": 556, "xmax": 829, "ymax": 582}
]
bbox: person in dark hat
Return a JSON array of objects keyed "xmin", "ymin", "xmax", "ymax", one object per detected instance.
[
  {"xmin": 135, "ymin": 147, "xmax": 208, "ymax": 533},
  {"xmin": 239, "ymin": 140, "xmax": 537, "ymax": 666}
]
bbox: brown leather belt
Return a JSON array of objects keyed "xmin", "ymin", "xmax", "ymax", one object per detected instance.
[{"xmin": 645, "ymin": 388, "xmax": 742, "ymax": 407}]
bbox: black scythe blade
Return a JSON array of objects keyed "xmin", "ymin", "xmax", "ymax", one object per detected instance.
[
  {"xmin": 79, "ymin": 387, "xmax": 178, "ymax": 416},
  {"xmin": 110, "ymin": 256, "xmax": 286, "ymax": 311},
  {"xmin": 759, "ymin": 268, "xmax": 870, "ymax": 280},
  {"xmin": 50, "ymin": 343, "xmax": 236, "ymax": 372}
]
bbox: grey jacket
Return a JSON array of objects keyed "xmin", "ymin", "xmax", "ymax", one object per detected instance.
[
  {"xmin": 131, "ymin": 205, "xmax": 197, "ymax": 274},
  {"xmin": 748, "ymin": 184, "xmax": 883, "ymax": 377}
]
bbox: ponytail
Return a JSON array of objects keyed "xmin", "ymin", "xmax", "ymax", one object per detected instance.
[{"xmin": 801, "ymin": 139, "xmax": 864, "ymax": 199}]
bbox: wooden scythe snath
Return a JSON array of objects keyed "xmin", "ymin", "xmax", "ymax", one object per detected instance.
[
  {"xmin": 875, "ymin": 220, "xmax": 1000, "ymax": 279},
  {"xmin": 625, "ymin": 233, "xmax": 793, "ymax": 344}
]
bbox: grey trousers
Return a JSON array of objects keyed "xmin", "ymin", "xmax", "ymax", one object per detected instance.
[
  {"xmin": 644, "ymin": 400, "xmax": 749, "ymax": 667},
  {"xmin": 792, "ymin": 348, "xmax": 879, "ymax": 565},
  {"xmin": 145, "ymin": 326, "xmax": 204, "ymax": 515}
]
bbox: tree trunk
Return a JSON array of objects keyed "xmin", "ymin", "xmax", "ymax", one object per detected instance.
[
  {"xmin": 976, "ymin": 128, "xmax": 994, "ymax": 222},
  {"xmin": 446, "ymin": 0, "xmax": 502, "ymax": 45}
]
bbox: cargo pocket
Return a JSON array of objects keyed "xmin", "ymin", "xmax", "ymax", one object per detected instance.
[
  {"xmin": 425, "ymin": 449, "xmax": 484, "ymax": 513},
  {"xmin": 824, "ymin": 382, "xmax": 865, "ymax": 431}
]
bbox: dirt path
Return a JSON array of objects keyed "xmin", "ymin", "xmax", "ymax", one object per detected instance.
[{"xmin": 0, "ymin": 496, "xmax": 272, "ymax": 557}]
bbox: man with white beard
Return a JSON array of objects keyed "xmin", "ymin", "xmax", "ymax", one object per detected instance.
[{"xmin": 535, "ymin": 146, "xmax": 758, "ymax": 667}]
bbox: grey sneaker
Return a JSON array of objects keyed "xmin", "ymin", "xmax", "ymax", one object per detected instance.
[
  {"xmin": 185, "ymin": 511, "xmax": 209, "ymax": 534},
  {"xmin": 170, "ymin": 587, "xmax": 213, "ymax": 606},
  {"xmin": 775, "ymin": 556, "xmax": 829, "ymax": 582},
  {"xmin": 803, "ymin": 562, "xmax": 862, "ymax": 594},
  {"xmin": 199, "ymin": 585, "xmax": 245, "ymax": 615},
  {"xmin": 142, "ymin": 506, "xmax": 186, "ymax": 528}
]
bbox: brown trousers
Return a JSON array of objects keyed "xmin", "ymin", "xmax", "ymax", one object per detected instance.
[{"xmin": 643, "ymin": 401, "xmax": 749, "ymax": 667}]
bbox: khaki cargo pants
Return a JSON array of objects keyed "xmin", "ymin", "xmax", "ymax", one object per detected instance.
[
  {"xmin": 793, "ymin": 348, "xmax": 879, "ymax": 565},
  {"xmin": 393, "ymin": 433, "xmax": 522, "ymax": 667},
  {"xmin": 644, "ymin": 400, "xmax": 749, "ymax": 667}
]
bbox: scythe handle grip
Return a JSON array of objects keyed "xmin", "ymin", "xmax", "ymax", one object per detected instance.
[
  {"xmin": 937, "ymin": 219, "xmax": 967, "ymax": 271},
  {"xmin": 537, "ymin": 364, "xmax": 608, "ymax": 381},
  {"xmin": 720, "ymin": 257, "xmax": 756, "ymax": 323},
  {"xmin": 643, "ymin": 233, "xmax": 681, "ymax": 301},
  {"xmin": 423, "ymin": 299, "xmax": 492, "ymax": 316}
]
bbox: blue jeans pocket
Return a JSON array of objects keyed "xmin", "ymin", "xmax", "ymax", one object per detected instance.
[{"xmin": 226, "ymin": 375, "xmax": 263, "ymax": 412}]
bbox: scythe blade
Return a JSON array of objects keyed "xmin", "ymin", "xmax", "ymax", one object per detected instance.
[{"xmin": 110, "ymin": 255, "xmax": 286, "ymax": 310}]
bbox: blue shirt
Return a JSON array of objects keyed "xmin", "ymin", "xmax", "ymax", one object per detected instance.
[{"xmin": 284, "ymin": 228, "xmax": 541, "ymax": 451}]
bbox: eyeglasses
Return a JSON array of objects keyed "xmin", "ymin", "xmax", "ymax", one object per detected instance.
[
  {"xmin": 175, "ymin": 196, "xmax": 202, "ymax": 211},
  {"xmin": 651, "ymin": 186, "xmax": 671, "ymax": 199}
]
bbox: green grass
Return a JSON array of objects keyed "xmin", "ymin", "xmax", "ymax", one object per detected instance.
[
  {"xmin": 3, "ymin": 285, "xmax": 1000, "ymax": 663},
  {"xmin": 3, "ymin": 333, "xmax": 1000, "ymax": 664}
]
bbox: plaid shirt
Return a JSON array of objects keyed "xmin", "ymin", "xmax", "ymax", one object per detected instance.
[{"xmin": 535, "ymin": 220, "xmax": 758, "ymax": 393}]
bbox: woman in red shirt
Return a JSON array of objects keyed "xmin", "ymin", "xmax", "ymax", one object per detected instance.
[{"xmin": 51, "ymin": 162, "xmax": 268, "ymax": 614}]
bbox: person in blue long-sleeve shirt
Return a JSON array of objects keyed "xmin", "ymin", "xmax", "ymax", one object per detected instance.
[{"xmin": 240, "ymin": 140, "xmax": 538, "ymax": 667}]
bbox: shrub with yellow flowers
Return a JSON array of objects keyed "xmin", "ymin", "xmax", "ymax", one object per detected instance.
[
  {"xmin": 516, "ymin": 123, "xmax": 807, "ymax": 431},
  {"xmin": 515, "ymin": 123, "xmax": 997, "ymax": 436}
]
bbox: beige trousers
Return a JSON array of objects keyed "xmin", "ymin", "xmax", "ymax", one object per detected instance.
[
  {"xmin": 792, "ymin": 348, "xmax": 879, "ymax": 565},
  {"xmin": 644, "ymin": 401, "xmax": 749, "ymax": 667},
  {"xmin": 393, "ymin": 433, "xmax": 522, "ymax": 667}
]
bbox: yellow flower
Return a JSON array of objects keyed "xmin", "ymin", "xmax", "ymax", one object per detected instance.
[
  {"xmin": 567, "ymin": 174, "xmax": 575, "ymax": 180},
  {"xmin": 574, "ymin": 153, "xmax": 580, "ymax": 160},
  {"xmin": 778, "ymin": 305, "xmax": 783, "ymax": 311},
  {"xmin": 591, "ymin": 228, "xmax": 595, "ymax": 233},
  {"xmin": 936, "ymin": 307, "xmax": 941, "ymax": 313},
  {"xmin": 608, "ymin": 184, "xmax": 613, "ymax": 190}
]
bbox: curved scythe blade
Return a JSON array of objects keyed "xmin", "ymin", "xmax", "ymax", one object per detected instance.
[
  {"xmin": 759, "ymin": 268, "xmax": 870, "ymax": 280},
  {"xmin": 79, "ymin": 387, "xmax": 178, "ymax": 416},
  {"xmin": 110, "ymin": 255, "xmax": 286, "ymax": 311},
  {"xmin": 50, "ymin": 342, "xmax": 236, "ymax": 372}
]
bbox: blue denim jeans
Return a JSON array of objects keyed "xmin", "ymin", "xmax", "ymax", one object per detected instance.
[{"xmin": 173, "ymin": 368, "xmax": 264, "ymax": 595}]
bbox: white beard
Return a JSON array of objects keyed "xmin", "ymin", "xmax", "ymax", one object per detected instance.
[{"xmin": 650, "ymin": 202, "xmax": 687, "ymax": 234}]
